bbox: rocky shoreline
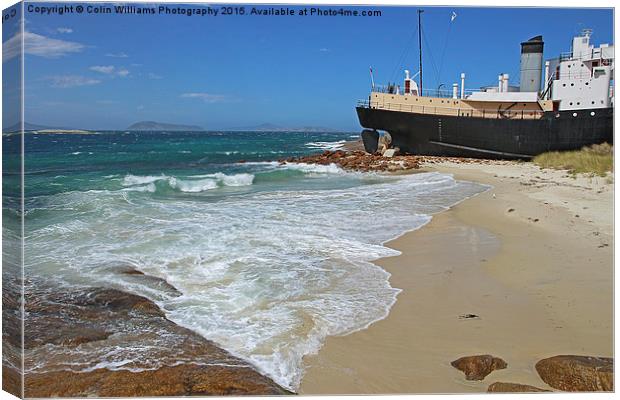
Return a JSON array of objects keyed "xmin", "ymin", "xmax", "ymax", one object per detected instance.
[
  {"xmin": 279, "ymin": 148, "xmax": 515, "ymax": 174},
  {"xmin": 3, "ymin": 268, "xmax": 290, "ymax": 397}
]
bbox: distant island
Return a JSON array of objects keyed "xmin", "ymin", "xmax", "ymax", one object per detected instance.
[
  {"xmin": 127, "ymin": 121, "xmax": 205, "ymax": 131},
  {"xmin": 3, "ymin": 121, "xmax": 343, "ymax": 134},
  {"xmin": 3, "ymin": 121, "xmax": 70, "ymax": 133},
  {"xmin": 227, "ymin": 123, "xmax": 338, "ymax": 132}
]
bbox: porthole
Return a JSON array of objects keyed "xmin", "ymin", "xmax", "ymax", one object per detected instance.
[
  {"xmin": 571, "ymin": 83, "xmax": 575, "ymax": 86},
  {"xmin": 572, "ymin": 112, "xmax": 578, "ymax": 117},
  {"xmin": 591, "ymin": 111, "xmax": 596, "ymax": 116},
  {"xmin": 563, "ymin": 83, "xmax": 566, "ymax": 87},
  {"xmin": 592, "ymin": 101, "xmax": 595, "ymax": 104},
  {"xmin": 568, "ymin": 65, "xmax": 571, "ymax": 68},
  {"xmin": 569, "ymin": 102, "xmax": 573, "ymax": 105},
  {"xmin": 585, "ymin": 82, "xmax": 589, "ymax": 85},
  {"xmin": 555, "ymin": 114, "xmax": 560, "ymax": 118},
  {"xmin": 601, "ymin": 100, "xmax": 604, "ymax": 104},
  {"xmin": 577, "ymin": 102, "xmax": 580, "ymax": 105},
  {"xmin": 429, "ymin": 99, "xmax": 432, "ymax": 102}
]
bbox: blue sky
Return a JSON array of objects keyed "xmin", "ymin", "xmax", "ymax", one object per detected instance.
[{"xmin": 2, "ymin": 4, "xmax": 614, "ymax": 130}]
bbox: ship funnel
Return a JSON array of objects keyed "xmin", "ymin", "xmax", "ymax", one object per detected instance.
[{"xmin": 520, "ymin": 35, "xmax": 544, "ymax": 93}]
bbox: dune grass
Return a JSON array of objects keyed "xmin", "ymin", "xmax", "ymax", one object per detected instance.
[{"xmin": 533, "ymin": 143, "xmax": 613, "ymax": 176}]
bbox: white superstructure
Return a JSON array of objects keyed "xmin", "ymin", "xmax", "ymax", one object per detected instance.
[{"xmin": 546, "ymin": 30, "xmax": 614, "ymax": 110}]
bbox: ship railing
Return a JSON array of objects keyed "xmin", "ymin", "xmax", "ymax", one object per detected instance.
[
  {"xmin": 419, "ymin": 89, "xmax": 454, "ymax": 98},
  {"xmin": 357, "ymin": 100, "xmax": 545, "ymax": 120},
  {"xmin": 552, "ymin": 51, "xmax": 614, "ymax": 64},
  {"xmin": 371, "ymin": 87, "xmax": 483, "ymax": 98},
  {"xmin": 421, "ymin": 88, "xmax": 484, "ymax": 98}
]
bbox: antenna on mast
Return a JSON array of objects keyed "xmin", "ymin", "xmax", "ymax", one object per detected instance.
[{"xmin": 418, "ymin": 9, "xmax": 424, "ymax": 96}]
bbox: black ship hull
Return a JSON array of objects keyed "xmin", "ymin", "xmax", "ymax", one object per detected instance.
[{"xmin": 356, "ymin": 106, "xmax": 613, "ymax": 159}]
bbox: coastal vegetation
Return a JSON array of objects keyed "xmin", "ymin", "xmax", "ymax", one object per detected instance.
[{"xmin": 533, "ymin": 143, "xmax": 613, "ymax": 176}]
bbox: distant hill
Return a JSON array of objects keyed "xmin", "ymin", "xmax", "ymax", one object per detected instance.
[
  {"xmin": 127, "ymin": 121, "xmax": 205, "ymax": 131},
  {"xmin": 3, "ymin": 121, "xmax": 70, "ymax": 133},
  {"xmin": 228, "ymin": 123, "xmax": 338, "ymax": 132}
]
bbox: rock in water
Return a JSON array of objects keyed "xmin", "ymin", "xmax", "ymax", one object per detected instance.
[
  {"xmin": 487, "ymin": 382, "xmax": 550, "ymax": 392},
  {"xmin": 451, "ymin": 355, "xmax": 508, "ymax": 380},
  {"xmin": 535, "ymin": 355, "xmax": 613, "ymax": 391}
]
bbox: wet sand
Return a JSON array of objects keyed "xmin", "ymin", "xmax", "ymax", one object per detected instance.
[{"xmin": 300, "ymin": 161, "xmax": 613, "ymax": 393}]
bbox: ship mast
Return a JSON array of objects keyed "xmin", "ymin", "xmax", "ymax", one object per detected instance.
[{"xmin": 418, "ymin": 9, "xmax": 424, "ymax": 96}]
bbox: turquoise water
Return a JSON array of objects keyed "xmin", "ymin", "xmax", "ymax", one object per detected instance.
[{"xmin": 4, "ymin": 130, "xmax": 487, "ymax": 390}]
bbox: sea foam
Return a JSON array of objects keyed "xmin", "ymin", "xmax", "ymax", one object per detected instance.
[
  {"xmin": 121, "ymin": 172, "xmax": 255, "ymax": 193},
  {"xmin": 25, "ymin": 170, "xmax": 487, "ymax": 390}
]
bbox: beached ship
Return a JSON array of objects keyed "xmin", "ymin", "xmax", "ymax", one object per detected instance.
[{"xmin": 357, "ymin": 23, "xmax": 614, "ymax": 159}]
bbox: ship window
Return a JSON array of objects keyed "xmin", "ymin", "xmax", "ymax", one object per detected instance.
[
  {"xmin": 601, "ymin": 100, "xmax": 604, "ymax": 104},
  {"xmin": 592, "ymin": 101, "xmax": 595, "ymax": 104},
  {"xmin": 569, "ymin": 102, "xmax": 573, "ymax": 105},
  {"xmin": 577, "ymin": 102, "xmax": 580, "ymax": 105},
  {"xmin": 573, "ymin": 112, "xmax": 578, "ymax": 117},
  {"xmin": 585, "ymin": 82, "xmax": 589, "ymax": 85},
  {"xmin": 591, "ymin": 111, "xmax": 596, "ymax": 116},
  {"xmin": 429, "ymin": 99, "xmax": 432, "ymax": 102},
  {"xmin": 563, "ymin": 83, "xmax": 566, "ymax": 87},
  {"xmin": 571, "ymin": 83, "xmax": 574, "ymax": 86},
  {"xmin": 568, "ymin": 65, "xmax": 571, "ymax": 68}
]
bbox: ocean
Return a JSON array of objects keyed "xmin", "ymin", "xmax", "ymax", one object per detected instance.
[{"xmin": 3, "ymin": 130, "xmax": 487, "ymax": 390}]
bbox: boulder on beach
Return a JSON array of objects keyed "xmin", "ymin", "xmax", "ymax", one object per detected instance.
[
  {"xmin": 535, "ymin": 355, "xmax": 613, "ymax": 391},
  {"xmin": 487, "ymin": 382, "xmax": 550, "ymax": 392},
  {"xmin": 451, "ymin": 355, "xmax": 507, "ymax": 380}
]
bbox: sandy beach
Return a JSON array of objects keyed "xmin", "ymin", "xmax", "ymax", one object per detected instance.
[{"xmin": 300, "ymin": 160, "xmax": 613, "ymax": 393}]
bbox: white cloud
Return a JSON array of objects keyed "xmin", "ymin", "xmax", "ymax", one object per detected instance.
[
  {"xmin": 319, "ymin": 48, "xmax": 330, "ymax": 52},
  {"xmin": 90, "ymin": 65, "xmax": 115, "ymax": 74},
  {"xmin": 49, "ymin": 75, "xmax": 101, "ymax": 88},
  {"xmin": 90, "ymin": 65, "xmax": 130, "ymax": 77},
  {"xmin": 57, "ymin": 27, "xmax": 73, "ymax": 34},
  {"xmin": 3, "ymin": 32, "xmax": 84, "ymax": 63},
  {"xmin": 105, "ymin": 52, "xmax": 129, "ymax": 58},
  {"xmin": 148, "ymin": 73, "xmax": 162, "ymax": 80},
  {"xmin": 180, "ymin": 93, "xmax": 229, "ymax": 103}
]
